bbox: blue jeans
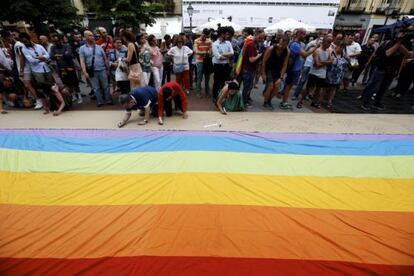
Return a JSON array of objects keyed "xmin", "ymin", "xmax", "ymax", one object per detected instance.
[
  {"xmin": 362, "ymin": 68, "xmax": 393, "ymax": 106},
  {"xmin": 90, "ymin": 70, "xmax": 111, "ymax": 105},
  {"xmin": 241, "ymin": 69, "xmax": 255, "ymax": 104},
  {"xmin": 196, "ymin": 62, "xmax": 210, "ymax": 94},
  {"xmin": 294, "ymin": 66, "xmax": 311, "ymax": 98}
]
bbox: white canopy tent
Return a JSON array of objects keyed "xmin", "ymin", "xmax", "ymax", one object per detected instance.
[
  {"xmin": 194, "ymin": 18, "xmax": 243, "ymax": 33},
  {"xmin": 145, "ymin": 17, "xmax": 182, "ymax": 39},
  {"xmin": 264, "ymin": 18, "xmax": 316, "ymax": 34}
]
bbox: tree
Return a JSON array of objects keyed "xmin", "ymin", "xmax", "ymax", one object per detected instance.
[
  {"xmin": 83, "ymin": 0, "xmax": 162, "ymax": 31},
  {"xmin": 0, "ymin": 0, "xmax": 79, "ymax": 33}
]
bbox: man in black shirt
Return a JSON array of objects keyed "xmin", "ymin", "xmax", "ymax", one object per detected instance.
[{"xmin": 361, "ymin": 36, "xmax": 412, "ymax": 111}]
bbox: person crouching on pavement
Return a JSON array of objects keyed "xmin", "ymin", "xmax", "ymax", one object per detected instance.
[
  {"xmin": 118, "ymin": 86, "xmax": 158, "ymax": 127},
  {"xmin": 216, "ymin": 80, "xmax": 244, "ymax": 114},
  {"xmin": 157, "ymin": 81, "xmax": 188, "ymax": 125}
]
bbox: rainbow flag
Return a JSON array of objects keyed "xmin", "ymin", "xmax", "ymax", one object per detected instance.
[
  {"xmin": 235, "ymin": 37, "xmax": 253, "ymax": 77},
  {"xmin": 0, "ymin": 129, "xmax": 413, "ymax": 275}
]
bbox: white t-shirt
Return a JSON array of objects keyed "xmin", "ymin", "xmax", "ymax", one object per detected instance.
[
  {"xmin": 167, "ymin": 46, "xmax": 193, "ymax": 71},
  {"xmin": 346, "ymin": 42, "xmax": 361, "ymax": 65},
  {"xmin": 0, "ymin": 48, "xmax": 12, "ymax": 71},
  {"xmin": 14, "ymin": 41, "xmax": 31, "ymax": 74}
]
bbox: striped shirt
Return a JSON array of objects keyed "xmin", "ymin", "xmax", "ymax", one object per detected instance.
[{"xmin": 194, "ymin": 38, "xmax": 212, "ymax": 63}]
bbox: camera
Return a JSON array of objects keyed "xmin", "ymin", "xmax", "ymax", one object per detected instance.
[{"xmin": 390, "ymin": 17, "xmax": 414, "ymax": 44}]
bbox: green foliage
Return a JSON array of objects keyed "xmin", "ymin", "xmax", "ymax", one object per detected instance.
[
  {"xmin": 0, "ymin": 0, "xmax": 79, "ymax": 33},
  {"xmin": 84, "ymin": 0, "xmax": 165, "ymax": 30}
]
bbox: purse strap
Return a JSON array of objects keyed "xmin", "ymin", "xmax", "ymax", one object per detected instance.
[
  {"xmin": 133, "ymin": 43, "xmax": 139, "ymax": 64},
  {"xmin": 90, "ymin": 44, "xmax": 96, "ymax": 71}
]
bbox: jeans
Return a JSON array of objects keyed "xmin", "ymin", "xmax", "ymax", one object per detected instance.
[
  {"xmin": 162, "ymin": 62, "xmax": 172, "ymax": 85},
  {"xmin": 241, "ymin": 69, "xmax": 255, "ymax": 105},
  {"xmin": 196, "ymin": 62, "xmax": 210, "ymax": 95},
  {"xmin": 294, "ymin": 66, "xmax": 311, "ymax": 98},
  {"xmin": 352, "ymin": 63, "xmax": 367, "ymax": 84},
  {"xmin": 142, "ymin": 71, "xmax": 151, "ymax": 86},
  {"xmin": 362, "ymin": 68, "xmax": 394, "ymax": 106},
  {"xmin": 362, "ymin": 64, "xmax": 374, "ymax": 84},
  {"xmin": 90, "ymin": 70, "xmax": 111, "ymax": 105},
  {"xmin": 151, "ymin": 66, "xmax": 163, "ymax": 91},
  {"xmin": 396, "ymin": 62, "xmax": 414, "ymax": 95},
  {"xmin": 189, "ymin": 62, "xmax": 196, "ymax": 87}
]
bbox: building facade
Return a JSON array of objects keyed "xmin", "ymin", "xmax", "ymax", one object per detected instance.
[
  {"xmin": 335, "ymin": 0, "xmax": 414, "ymax": 42},
  {"xmin": 182, "ymin": 0, "xmax": 340, "ymax": 30}
]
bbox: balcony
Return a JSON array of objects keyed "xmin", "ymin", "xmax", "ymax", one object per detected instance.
[
  {"xmin": 375, "ymin": 6, "xmax": 401, "ymax": 15},
  {"xmin": 340, "ymin": 0, "xmax": 367, "ymax": 14}
]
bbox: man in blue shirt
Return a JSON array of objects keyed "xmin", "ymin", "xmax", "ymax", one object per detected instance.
[
  {"xmin": 212, "ymin": 27, "xmax": 234, "ymax": 101},
  {"xmin": 20, "ymin": 32, "xmax": 55, "ymax": 114},
  {"xmin": 280, "ymin": 28, "xmax": 317, "ymax": 109},
  {"xmin": 117, "ymin": 86, "xmax": 158, "ymax": 127},
  {"xmin": 80, "ymin": 30, "xmax": 113, "ymax": 107}
]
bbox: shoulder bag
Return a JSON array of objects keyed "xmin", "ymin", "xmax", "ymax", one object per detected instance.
[{"xmin": 173, "ymin": 47, "xmax": 186, "ymax": 74}]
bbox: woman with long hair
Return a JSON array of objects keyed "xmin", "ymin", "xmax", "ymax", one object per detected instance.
[{"xmin": 121, "ymin": 30, "xmax": 143, "ymax": 89}]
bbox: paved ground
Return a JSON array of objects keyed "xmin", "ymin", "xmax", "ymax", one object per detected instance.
[
  {"xmin": 1, "ymin": 110, "xmax": 414, "ymax": 134},
  {"xmin": 69, "ymin": 76, "xmax": 414, "ymax": 114}
]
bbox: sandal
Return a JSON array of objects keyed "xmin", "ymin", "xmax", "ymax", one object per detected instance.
[{"xmin": 327, "ymin": 103, "xmax": 333, "ymax": 109}]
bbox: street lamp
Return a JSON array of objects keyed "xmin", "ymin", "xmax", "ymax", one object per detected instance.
[
  {"xmin": 187, "ymin": 3, "xmax": 194, "ymax": 33},
  {"xmin": 384, "ymin": 7, "xmax": 394, "ymax": 26}
]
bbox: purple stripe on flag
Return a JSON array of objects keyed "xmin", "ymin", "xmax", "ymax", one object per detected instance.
[{"xmin": 0, "ymin": 129, "xmax": 413, "ymax": 140}]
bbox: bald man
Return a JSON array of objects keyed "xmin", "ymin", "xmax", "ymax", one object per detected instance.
[
  {"xmin": 39, "ymin": 35, "xmax": 53, "ymax": 54},
  {"xmin": 79, "ymin": 30, "xmax": 113, "ymax": 107},
  {"xmin": 96, "ymin": 27, "xmax": 113, "ymax": 55}
]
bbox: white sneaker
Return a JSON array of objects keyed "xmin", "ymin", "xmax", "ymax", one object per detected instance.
[
  {"xmin": 34, "ymin": 100, "xmax": 43, "ymax": 110},
  {"xmin": 77, "ymin": 96, "xmax": 83, "ymax": 104}
]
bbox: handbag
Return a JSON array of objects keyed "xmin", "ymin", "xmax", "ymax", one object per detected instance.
[
  {"xmin": 128, "ymin": 45, "xmax": 143, "ymax": 82},
  {"xmin": 116, "ymin": 58, "xmax": 129, "ymax": 81},
  {"xmin": 350, "ymin": 58, "xmax": 359, "ymax": 69},
  {"xmin": 173, "ymin": 48, "xmax": 186, "ymax": 74}
]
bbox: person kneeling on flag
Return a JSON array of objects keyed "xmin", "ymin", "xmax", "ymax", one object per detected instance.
[
  {"xmin": 118, "ymin": 86, "xmax": 158, "ymax": 127},
  {"xmin": 157, "ymin": 81, "xmax": 188, "ymax": 125}
]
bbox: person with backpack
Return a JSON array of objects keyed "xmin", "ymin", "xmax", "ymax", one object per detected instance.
[{"xmin": 280, "ymin": 28, "xmax": 317, "ymax": 110}]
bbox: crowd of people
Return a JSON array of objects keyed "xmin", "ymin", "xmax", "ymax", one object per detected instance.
[{"xmin": 0, "ymin": 24, "xmax": 413, "ymax": 123}]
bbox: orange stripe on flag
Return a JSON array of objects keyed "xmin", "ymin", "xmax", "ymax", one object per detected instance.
[{"xmin": 0, "ymin": 204, "xmax": 413, "ymax": 265}]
